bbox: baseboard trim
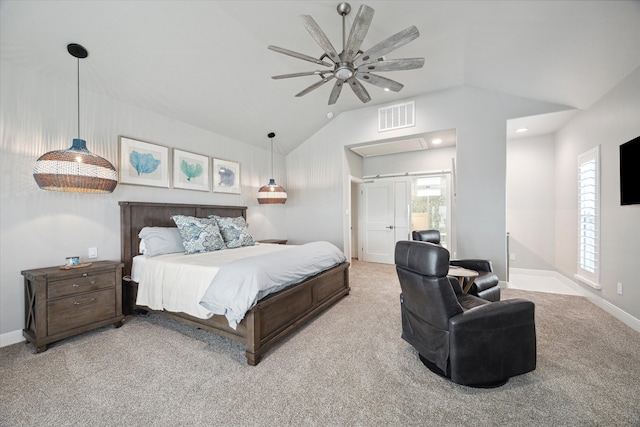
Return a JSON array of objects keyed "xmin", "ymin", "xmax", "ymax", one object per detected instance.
[
  {"xmin": 1, "ymin": 329, "xmax": 25, "ymax": 348},
  {"xmin": 510, "ymin": 268, "xmax": 640, "ymax": 333},
  {"xmin": 587, "ymin": 296, "xmax": 640, "ymax": 334}
]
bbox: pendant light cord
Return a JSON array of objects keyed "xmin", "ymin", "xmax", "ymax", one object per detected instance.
[
  {"xmin": 76, "ymin": 56, "xmax": 80, "ymax": 140},
  {"xmin": 270, "ymin": 137, "xmax": 274, "ymax": 178}
]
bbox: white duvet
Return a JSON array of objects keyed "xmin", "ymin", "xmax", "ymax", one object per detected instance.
[{"xmin": 134, "ymin": 241, "xmax": 346, "ymax": 329}]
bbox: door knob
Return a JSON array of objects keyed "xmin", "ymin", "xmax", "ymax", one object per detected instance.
[{"xmin": 386, "ymin": 225, "xmax": 394, "ymax": 229}]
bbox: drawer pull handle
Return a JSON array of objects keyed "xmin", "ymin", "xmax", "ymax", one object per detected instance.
[
  {"xmin": 72, "ymin": 280, "xmax": 96, "ymax": 288},
  {"xmin": 82, "ymin": 273, "xmax": 88, "ymax": 277},
  {"xmin": 74, "ymin": 298, "xmax": 97, "ymax": 306}
]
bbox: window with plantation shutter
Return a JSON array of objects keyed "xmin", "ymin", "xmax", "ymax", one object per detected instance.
[{"xmin": 575, "ymin": 146, "xmax": 601, "ymax": 289}]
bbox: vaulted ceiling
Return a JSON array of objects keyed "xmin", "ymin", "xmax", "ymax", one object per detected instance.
[{"xmin": 2, "ymin": 1, "xmax": 639, "ymax": 155}]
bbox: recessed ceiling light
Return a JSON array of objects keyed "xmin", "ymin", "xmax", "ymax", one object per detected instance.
[
  {"xmin": 432, "ymin": 138, "xmax": 442, "ymax": 144},
  {"xmin": 384, "ymin": 88, "xmax": 390, "ymax": 92},
  {"xmin": 327, "ymin": 112, "xmax": 334, "ymax": 119},
  {"xmin": 516, "ymin": 127, "xmax": 529, "ymax": 133}
]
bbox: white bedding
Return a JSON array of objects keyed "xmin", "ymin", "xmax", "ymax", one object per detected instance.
[{"xmin": 134, "ymin": 241, "xmax": 346, "ymax": 329}]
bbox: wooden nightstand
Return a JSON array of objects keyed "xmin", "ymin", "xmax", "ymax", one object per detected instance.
[
  {"xmin": 257, "ymin": 239, "xmax": 288, "ymax": 245},
  {"xmin": 21, "ymin": 260, "xmax": 125, "ymax": 353}
]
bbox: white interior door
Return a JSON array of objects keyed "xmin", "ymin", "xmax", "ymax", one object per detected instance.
[{"xmin": 361, "ymin": 181, "xmax": 396, "ymax": 264}]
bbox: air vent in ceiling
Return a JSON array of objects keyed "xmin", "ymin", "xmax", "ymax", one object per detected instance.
[
  {"xmin": 350, "ymin": 137, "xmax": 428, "ymax": 157},
  {"xmin": 378, "ymin": 101, "xmax": 415, "ymax": 132}
]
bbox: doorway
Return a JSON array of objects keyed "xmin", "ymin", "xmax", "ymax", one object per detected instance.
[
  {"xmin": 359, "ymin": 172, "xmax": 452, "ymax": 264},
  {"xmin": 411, "ymin": 174, "xmax": 451, "ymax": 249}
]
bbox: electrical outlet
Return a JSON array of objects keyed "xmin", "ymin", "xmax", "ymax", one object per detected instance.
[
  {"xmin": 510, "ymin": 253, "xmax": 516, "ymax": 261},
  {"xmin": 617, "ymin": 282, "xmax": 623, "ymax": 295},
  {"xmin": 88, "ymin": 247, "xmax": 98, "ymax": 259}
]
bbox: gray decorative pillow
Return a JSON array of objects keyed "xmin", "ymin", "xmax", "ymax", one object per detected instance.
[
  {"xmin": 138, "ymin": 227, "xmax": 185, "ymax": 257},
  {"xmin": 209, "ymin": 215, "xmax": 255, "ymax": 249},
  {"xmin": 171, "ymin": 215, "xmax": 226, "ymax": 254}
]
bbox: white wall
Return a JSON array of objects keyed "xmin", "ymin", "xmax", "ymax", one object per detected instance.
[
  {"xmin": 0, "ymin": 61, "xmax": 288, "ymax": 338},
  {"xmin": 362, "ymin": 146, "xmax": 456, "ymax": 177},
  {"xmin": 506, "ymin": 134, "xmax": 557, "ymax": 270},
  {"xmin": 286, "ymin": 86, "xmax": 573, "ymax": 282},
  {"xmin": 554, "ymin": 66, "xmax": 640, "ymax": 320}
]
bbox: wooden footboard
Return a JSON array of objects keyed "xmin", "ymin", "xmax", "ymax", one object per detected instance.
[
  {"xmin": 244, "ymin": 261, "xmax": 349, "ymax": 365},
  {"xmin": 123, "ymin": 262, "xmax": 349, "ymax": 365}
]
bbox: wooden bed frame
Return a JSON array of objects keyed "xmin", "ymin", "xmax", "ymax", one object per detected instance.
[{"xmin": 119, "ymin": 201, "xmax": 350, "ymax": 365}]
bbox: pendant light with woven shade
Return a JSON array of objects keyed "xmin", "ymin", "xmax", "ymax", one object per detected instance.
[
  {"xmin": 33, "ymin": 43, "xmax": 118, "ymax": 193},
  {"xmin": 257, "ymin": 132, "xmax": 287, "ymax": 204}
]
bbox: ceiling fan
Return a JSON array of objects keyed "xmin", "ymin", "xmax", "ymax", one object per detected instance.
[{"xmin": 268, "ymin": 2, "xmax": 425, "ymax": 105}]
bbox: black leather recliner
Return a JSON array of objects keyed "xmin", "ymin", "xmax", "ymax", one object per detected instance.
[
  {"xmin": 395, "ymin": 240, "xmax": 537, "ymax": 387},
  {"xmin": 411, "ymin": 229, "xmax": 501, "ymax": 301},
  {"xmin": 411, "ymin": 229, "xmax": 442, "ymax": 244}
]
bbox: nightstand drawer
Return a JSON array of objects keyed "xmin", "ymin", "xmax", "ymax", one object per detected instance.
[
  {"xmin": 48, "ymin": 271, "xmax": 114, "ymax": 299},
  {"xmin": 47, "ymin": 288, "xmax": 115, "ymax": 336}
]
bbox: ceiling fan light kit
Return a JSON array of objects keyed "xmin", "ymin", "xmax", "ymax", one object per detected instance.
[
  {"xmin": 269, "ymin": 2, "xmax": 425, "ymax": 105},
  {"xmin": 33, "ymin": 43, "xmax": 118, "ymax": 193}
]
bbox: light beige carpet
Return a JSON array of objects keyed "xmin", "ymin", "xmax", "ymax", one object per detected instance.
[{"xmin": 1, "ymin": 260, "xmax": 639, "ymax": 426}]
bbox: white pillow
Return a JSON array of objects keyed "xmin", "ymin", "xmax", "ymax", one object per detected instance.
[{"xmin": 138, "ymin": 227, "xmax": 185, "ymax": 257}]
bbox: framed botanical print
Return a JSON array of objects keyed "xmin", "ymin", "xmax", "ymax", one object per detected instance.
[
  {"xmin": 173, "ymin": 149, "xmax": 210, "ymax": 192},
  {"xmin": 212, "ymin": 158, "xmax": 241, "ymax": 194},
  {"xmin": 118, "ymin": 136, "xmax": 170, "ymax": 188}
]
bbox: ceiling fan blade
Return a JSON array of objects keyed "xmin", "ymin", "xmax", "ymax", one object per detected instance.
[
  {"xmin": 272, "ymin": 71, "xmax": 327, "ymax": 80},
  {"xmin": 360, "ymin": 58, "xmax": 425, "ymax": 72},
  {"xmin": 268, "ymin": 45, "xmax": 333, "ymax": 68},
  {"xmin": 343, "ymin": 4, "xmax": 375, "ymax": 60},
  {"xmin": 328, "ymin": 80, "xmax": 344, "ymax": 105},
  {"xmin": 295, "ymin": 76, "xmax": 335, "ymax": 97},
  {"xmin": 300, "ymin": 15, "xmax": 341, "ymax": 64},
  {"xmin": 347, "ymin": 77, "xmax": 371, "ymax": 103},
  {"xmin": 356, "ymin": 72, "xmax": 404, "ymax": 92},
  {"xmin": 353, "ymin": 26, "xmax": 420, "ymax": 68}
]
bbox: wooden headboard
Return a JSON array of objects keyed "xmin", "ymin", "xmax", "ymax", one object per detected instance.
[{"xmin": 119, "ymin": 201, "xmax": 247, "ymax": 277}]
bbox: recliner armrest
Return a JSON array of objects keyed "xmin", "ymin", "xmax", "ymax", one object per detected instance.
[
  {"xmin": 449, "ymin": 299, "xmax": 534, "ymax": 331},
  {"xmin": 450, "ymin": 259, "xmax": 493, "ymax": 273},
  {"xmin": 471, "ymin": 271, "xmax": 499, "ymax": 292}
]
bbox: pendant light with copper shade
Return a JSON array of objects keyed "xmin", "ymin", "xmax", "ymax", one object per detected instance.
[
  {"xmin": 32, "ymin": 43, "xmax": 118, "ymax": 193},
  {"xmin": 257, "ymin": 132, "xmax": 287, "ymax": 204}
]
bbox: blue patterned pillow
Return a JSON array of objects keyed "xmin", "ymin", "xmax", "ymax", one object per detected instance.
[
  {"xmin": 209, "ymin": 215, "xmax": 255, "ymax": 249},
  {"xmin": 171, "ymin": 215, "xmax": 226, "ymax": 254}
]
